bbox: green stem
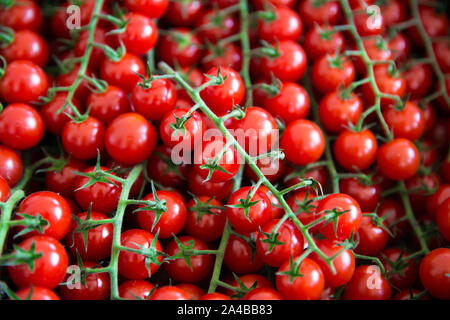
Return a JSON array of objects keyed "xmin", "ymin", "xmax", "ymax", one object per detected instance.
[{"xmin": 0, "ymin": 190, "xmax": 25, "ymax": 256}]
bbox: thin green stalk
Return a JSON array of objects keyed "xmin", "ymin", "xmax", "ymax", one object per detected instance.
[{"xmin": 0, "ymin": 190, "xmax": 25, "ymax": 256}]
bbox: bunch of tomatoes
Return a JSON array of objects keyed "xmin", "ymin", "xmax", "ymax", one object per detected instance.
[{"xmin": 0, "ymin": 0, "xmax": 449, "ymax": 301}]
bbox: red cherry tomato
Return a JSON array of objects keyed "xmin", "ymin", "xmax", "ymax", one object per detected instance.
[
  {"xmin": 124, "ymin": 0, "xmax": 169, "ymax": 19},
  {"xmin": 176, "ymin": 283, "xmax": 205, "ymax": 300},
  {"xmin": 244, "ymin": 288, "xmax": 283, "ymax": 300},
  {"xmin": 311, "ymin": 54, "xmax": 356, "ymax": 95},
  {"xmin": 87, "ymin": 85, "xmax": 131, "ymax": 125},
  {"xmin": 0, "ymin": 0, "xmax": 42, "ymax": 31},
  {"xmin": 150, "ymin": 286, "xmax": 190, "ymax": 300},
  {"xmin": 0, "ymin": 146, "xmax": 23, "ymax": 187},
  {"xmin": 62, "ymin": 117, "xmax": 105, "ymax": 160},
  {"xmin": 355, "ymin": 215, "xmax": 389, "ymax": 256},
  {"xmin": 436, "ymin": 198, "xmax": 450, "ymax": 242},
  {"xmin": 339, "ymin": 177, "xmax": 381, "ymax": 212},
  {"xmin": 195, "ymin": 9, "xmax": 239, "ymax": 44},
  {"xmin": 403, "ymin": 64, "xmax": 433, "ymax": 100},
  {"xmin": 377, "ymin": 138, "xmax": 420, "ymax": 181},
  {"xmin": 119, "ymin": 280, "xmax": 155, "ymax": 300},
  {"xmin": 383, "ymin": 101, "xmax": 425, "ymax": 141},
  {"xmin": 164, "ymin": 0, "xmax": 203, "ymax": 27},
  {"xmin": 199, "ymin": 293, "xmax": 231, "ymax": 300},
  {"xmin": 0, "ymin": 176, "xmax": 11, "ymax": 202},
  {"xmin": 157, "ymin": 29, "xmax": 202, "ymax": 67},
  {"xmin": 119, "ymin": 13, "xmax": 158, "ymax": 56},
  {"xmin": 224, "ymin": 233, "xmax": 265, "ymax": 274},
  {"xmin": 304, "ymin": 26, "xmax": 345, "ymax": 63},
  {"xmin": 298, "ymin": 0, "xmax": 341, "ymax": 29},
  {"xmin": 319, "ymin": 91, "xmax": 362, "ymax": 134},
  {"xmin": 379, "ymin": 248, "xmax": 418, "ymax": 290},
  {"xmin": 147, "ymin": 145, "xmax": 190, "ymax": 188},
  {"xmin": 100, "ymin": 53, "xmax": 145, "ymax": 92},
  {"xmin": 419, "ymin": 248, "xmax": 450, "ymax": 300},
  {"xmin": 187, "ymin": 168, "xmax": 234, "ymax": 202},
  {"xmin": 344, "ymin": 265, "xmax": 391, "ymax": 300},
  {"xmin": 258, "ymin": 6, "xmax": 302, "ymax": 42},
  {"xmin": 15, "ymin": 287, "xmax": 60, "ymax": 300},
  {"xmin": 40, "ymin": 93, "xmax": 83, "ymax": 135},
  {"xmin": 0, "ymin": 30, "xmax": 49, "ymax": 67}
]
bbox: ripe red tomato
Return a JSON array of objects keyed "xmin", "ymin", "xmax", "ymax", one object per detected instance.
[
  {"xmin": 0, "ymin": 145, "xmax": 23, "ymax": 187},
  {"xmin": 224, "ymin": 233, "xmax": 265, "ymax": 274},
  {"xmin": 0, "ymin": 103, "xmax": 44, "ymax": 150},
  {"xmin": 65, "ymin": 211, "xmax": 113, "ymax": 261},
  {"xmin": 319, "ymin": 91, "xmax": 362, "ymax": 134},
  {"xmin": 426, "ymin": 184, "xmax": 450, "ymax": 218},
  {"xmin": 383, "ymin": 101, "xmax": 425, "ymax": 141},
  {"xmin": 377, "ymin": 138, "xmax": 420, "ymax": 181},
  {"xmin": 201, "ymin": 43, "xmax": 242, "ymax": 72},
  {"xmin": 15, "ymin": 287, "xmax": 60, "ymax": 300},
  {"xmin": 74, "ymin": 27, "xmax": 112, "ymax": 70},
  {"xmin": 276, "ymin": 257, "xmax": 324, "ymax": 300},
  {"xmin": 187, "ymin": 168, "xmax": 234, "ymax": 202},
  {"xmin": 304, "ymin": 26, "xmax": 345, "ymax": 62},
  {"xmin": 224, "ymin": 274, "xmax": 273, "ymax": 296},
  {"xmin": 0, "ymin": 0, "xmax": 42, "ymax": 31},
  {"xmin": 74, "ymin": 166, "xmax": 122, "ymax": 213},
  {"xmin": 59, "ymin": 262, "xmax": 110, "ymax": 300},
  {"xmin": 407, "ymin": 5, "xmax": 448, "ymax": 47},
  {"xmin": 119, "ymin": 13, "xmax": 158, "ymax": 56},
  {"xmin": 45, "ymin": 158, "xmax": 87, "ymax": 199},
  {"xmin": 87, "ymin": 85, "xmax": 131, "ymax": 125},
  {"xmin": 245, "ymin": 157, "xmax": 285, "ymax": 185},
  {"xmin": 164, "ymin": 0, "xmax": 203, "ymax": 27},
  {"xmin": 405, "ymin": 172, "xmax": 441, "ymax": 213},
  {"xmin": 195, "ymin": 9, "xmax": 239, "ymax": 44},
  {"xmin": 157, "ymin": 28, "xmax": 202, "ymax": 67},
  {"xmin": 62, "ymin": 117, "xmax": 105, "ymax": 160},
  {"xmin": 0, "ymin": 30, "xmax": 49, "ymax": 67},
  {"xmin": 147, "ymin": 145, "xmax": 190, "ymax": 187},
  {"xmin": 256, "ymin": 219, "xmax": 304, "ymax": 267},
  {"xmin": 244, "ymin": 288, "xmax": 283, "ymax": 300},
  {"xmin": 119, "ymin": 280, "xmax": 155, "ymax": 300},
  {"xmin": 176, "ymin": 283, "xmax": 205, "ymax": 300},
  {"xmin": 436, "ymin": 199, "xmax": 450, "ymax": 241},
  {"xmin": 280, "ymin": 119, "xmax": 325, "ymax": 166},
  {"xmin": 226, "ymin": 186, "xmax": 272, "ymax": 233},
  {"xmin": 334, "ymin": 129, "xmax": 378, "ymax": 172},
  {"xmin": 40, "ymin": 93, "xmax": 83, "ymax": 135},
  {"xmin": 355, "ymin": 215, "xmax": 389, "ymax": 256},
  {"xmin": 315, "ymin": 193, "xmax": 362, "ymax": 240},
  {"xmin": 124, "ymin": 0, "xmax": 169, "ymax": 19},
  {"xmin": 9, "ymin": 235, "xmax": 68, "ymax": 289},
  {"xmin": 0, "ymin": 60, "xmax": 48, "ymax": 104},
  {"xmin": 100, "ymin": 53, "xmax": 145, "ymax": 92},
  {"xmin": 380, "ymin": 248, "xmax": 418, "ymax": 290},
  {"xmin": 258, "ymin": 6, "xmax": 302, "ymax": 42},
  {"xmin": 353, "ymin": 38, "xmax": 393, "ymax": 75},
  {"xmin": 311, "ymin": 54, "xmax": 356, "ymax": 95},
  {"xmin": 118, "ymin": 229, "xmax": 163, "ymax": 280},
  {"xmin": 388, "ymin": 32, "xmax": 411, "ymax": 62},
  {"xmin": 16, "ymin": 191, "xmax": 71, "ymax": 240},
  {"xmin": 136, "ymin": 190, "xmax": 187, "ymax": 239},
  {"xmin": 0, "ymin": 176, "xmax": 10, "ymax": 202},
  {"xmin": 164, "ymin": 235, "xmax": 214, "ymax": 283},
  {"xmin": 344, "ymin": 265, "xmax": 391, "ymax": 300},
  {"xmin": 56, "ymin": 64, "xmax": 92, "ymax": 103},
  {"xmin": 353, "ymin": 10, "xmax": 384, "ymax": 36},
  {"xmin": 393, "ymin": 289, "xmax": 430, "ymax": 300},
  {"xmin": 298, "ymin": 0, "xmax": 341, "ymax": 29},
  {"xmin": 433, "ymin": 42, "xmax": 450, "ymax": 74},
  {"xmin": 150, "ymin": 286, "xmax": 190, "ymax": 300},
  {"xmin": 200, "ymin": 66, "xmax": 245, "ymax": 116},
  {"xmin": 419, "ymin": 248, "xmax": 450, "ymax": 300},
  {"xmin": 380, "ymin": 0, "xmax": 406, "ymax": 27},
  {"xmin": 403, "ymin": 63, "xmax": 433, "ymax": 100},
  {"xmin": 287, "ymin": 189, "xmax": 320, "ymax": 230},
  {"xmin": 339, "ymin": 177, "xmax": 381, "ymax": 212},
  {"xmin": 199, "ymin": 293, "xmax": 231, "ymax": 300},
  {"xmin": 184, "ymin": 196, "xmax": 226, "ymax": 242},
  {"xmin": 252, "ymin": 0, "xmax": 296, "ymax": 9},
  {"xmin": 377, "ymin": 198, "xmax": 408, "ymax": 239}
]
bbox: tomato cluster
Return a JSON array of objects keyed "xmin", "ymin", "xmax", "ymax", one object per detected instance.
[{"xmin": 0, "ymin": 0, "xmax": 449, "ymax": 301}]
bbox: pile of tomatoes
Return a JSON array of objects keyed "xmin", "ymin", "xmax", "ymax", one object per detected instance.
[{"xmin": 0, "ymin": 0, "xmax": 449, "ymax": 301}]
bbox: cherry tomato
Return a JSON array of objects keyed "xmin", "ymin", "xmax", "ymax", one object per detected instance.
[
  {"xmin": 40, "ymin": 93, "xmax": 83, "ymax": 135},
  {"xmin": 245, "ymin": 156, "xmax": 285, "ymax": 184},
  {"xmin": 224, "ymin": 233, "xmax": 265, "ymax": 274},
  {"xmin": 407, "ymin": 5, "xmax": 448, "ymax": 47},
  {"xmin": 355, "ymin": 215, "xmax": 389, "ymax": 256},
  {"xmin": 353, "ymin": 10, "xmax": 384, "ymax": 36},
  {"xmin": 436, "ymin": 198, "xmax": 450, "ymax": 242},
  {"xmin": 0, "ymin": 176, "xmax": 10, "ymax": 202},
  {"xmin": 9, "ymin": 235, "xmax": 68, "ymax": 289},
  {"xmin": 176, "ymin": 283, "xmax": 205, "ymax": 300},
  {"xmin": 388, "ymin": 32, "xmax": 411, "ymax": 62},
  {"xmin": 119, "ymin": 280, "xmax": 155, "ymax": 300},
  {"xmin": 426, "ymin": 184, "xmax": 450, "ymax": 218},
  {"xmin": 201, "ymin": 43, "xmax": 242, "ymax": 72},
  {"xmin": 403, "ymin": 64, "xmax": 432, "ymax": 100},
  {"xmin": 56, "ymin": 64, "xmax": 92, "ymax": 103},
  {"xmin": 379, "ymin": 248, "xmax": 418, "ymax": 290},
  {"xmin": 199, "ymin": 293, "xmax": 231, "ymax": 300},
  {"xmin": 298, "ymin": 0, "xmax": 341, "ymax": 29},
  {"xmin": 258, "ymin": 6, "xmax": 302, "ymax": 42},
  {"xmin": 45, "ymin": 158, "xmax": 87, "ymax": 199},
  {"xmin": 304, "ymin": 26, "xmax": 345, "ymax": 63},
  {"xmin": 244, "ymin": 288, "xmax": 283, "ymax": 300},
  {"xmin": 147, "ymin": 145, "xmax": 190, "ymax": 188},
  {"xmin": 150, "ymin": 286, "xmax": 190, "ymax": 300},
  {"xmin": 319, "ymin": 91, "xmax": 362, "ymax": 134},
  {"xmin": 0, "ymin": 30, "xmax": 49, "ymax": 67},
  {"xmin": 287, "ymin": 189, "xmax": 320, "ymax": 230},
  {"xmin": 393, "ymin": 289, "xmax": 430, "ymax": 300},
  {"xmin": 377, "ymin": 198, "xmax": 408, "ymax": 240},
  {"xmin": 344, "ymin": 265, "xmax": 391, "ymax": 300},
  {"xmin": 74, "ymin": 27, "xmax": 112, "ymax": 70},
  {"xmin": 195, "ymin": 9, "xmax": 239, "ymax": 44},
  {"xmin": 187, "ymin": 168, "xmax": 234, "ymax": 202},
  {"xmin": 164, "ymin": 0, "xmax": 203, "ymax": 27},
  {"xmin": 419, "ymin": 248, "xmax": 450, "ymax": 300},
  {"xmin": 339, "ymin": 177, "xmax": 381, "ymax": 212},
  {"xmin": 224, "ymin": 274, "xmax": 273, "ymax": 296},
  {"xmin": 124, "ymin": 0, "xmax": 169, "ymax": 19},
  {"xmin": 100, "ymin": 53, "xmax": 145, "ymax": 92},
  {"xmin": 118, "ymin": 229, "xmax": 163, "ymax": 280},
  {"xmin": 119, "ymin": 13, "xmax": 158, "ymax": 56},
  {"xmin": 383, "ymin": 101, "xmax": 425, "ymax": 141},
  {"xmin": 433, "ymin": 41, "xmax": 450, "ymax": 74},
  {"xmin": 0, "ymin": 0, "xmax": 42, "ymax": 31},
  {"xmin": 377, "ymin": 138, "xmax": 420, "ymax": 181},
  {"xmin": 311, "ymin": 54, "xmax": 356, "ymax": 95},
  {"xmin": 0, "ymin": 145, "xmax": 23, "ymax": 187},
  {"xmin": 353, "ymin": 38, "xmax": 393, "ymax": 75},
  {"xmin": 157, "ymin": 29, "xmax": 202, "ymax": 67},
  {"xmin": 15, "ymin": 287, "xmax": 60, "ymax": 300},
  {"xmin": 87, "ymin": 85, "xmax": 131, "ymax": 125},
  {"xmin": 252, "ymin": 0, "xmax": 296, "ymax": 9}
]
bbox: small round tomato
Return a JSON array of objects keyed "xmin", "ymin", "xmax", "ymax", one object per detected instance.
[
  {"xmin": 334, "ymin": 129, "xmax": 378, "ymax": 172},
  {"xmin": 319, "ymin": 91, "xmax": 362, "ymax": 134},
  {"xmin": 0, "ymin": 60, "xmax": 48, "ymax": 104},
  {"xmin": 119, "ymin": 280, "xmax": 155, "ymax": 300},
  {"xmin": 119, "ymin": 13, "xmax": 158, "ymax": 56},
  {"xmin": 433, "ymin": 41, "xmax": 450, "ymax": 74},
  {"xmin": 157, "ymin": 29, "xmax": 202, "ymax": 67},
  {"xmin": 315, "ymin": 193, "xmax": 362, "ymax": 241},
  {"xmin": 245, "ymin": 156, "xmax": 285, "ymax": 184},
  {"xmin": 260, "ymin": 40, "xmax": 307, "ymax": 82},
  {"xmin": 344, "ymin": 265, "xmax": 391, "ymax": 300},
  {"xmin": 132, "ymin": 78, "xmax": 177, "ymax": 122},
  {"xmin": 276, "ymin": 257, "xmax": 324, "ymax": 300},
  {"xmin": 136, "ymin": 190, "xmax": 187, "ymax": 239},
  {"xmin": 224, "ymin": 274, "xmax": 273, "ymax": 296},
  {"xmin": 199, "ymin": 293, "xmax": 231, "ymax": 300},
  {"xmin": 436, "ymin": 198, "xmax": 450, "ymax": 242},
  {"xmin": 0, "ymin": 176, "xmax": 10, "ymax": 202},
  {"xmin": 0, "ymin": 0, "xmax": 42, "ymax": 31},
  {"xmin": 45, "ymin": 158, "xmax": 88, "ymax": 199},
  {"xmin": 426, "ymin": 184, "xmax": 450, "ymax": 218},
  {"xmin": 407, "ymin": 5, "xmax": 449, "ymax": 47},
  {"xmin": 403, "ymin": 63, "xmax": 432, "ymax": 100},
  {"xmin": 380, "ymin": 0, "xmax": 406, "ymax": 26},
  {"xmin": 380, "ymin": 248, "xmax": 418, "ymax": 290},
  {"xmin": 280, "ymin": 119, "xmax": 325, "ymax": 166},
  {"xmin": 224, "ymin": 233, "xmax": 265, "ymax": 274},
  {"xmin": 0, "ymin": 103, "xmax": 44, "ymax": 150},
  {"xmin": 62, "ymin": 117, "xmax": 105, "ymax": 160},
  {"xmin": 287, "ymin": 189, "xmax": 320, "ymax": 230},
  {"xmin": 164, "ymin": 0, "xmax": 203, "ymax": 27},
  {"xmin": 40, "ymin": 93, "xmax": 83, "ymax": 135},
  {"xmin": 258, "ymin": 6, "xmax": 302, "ymax": 42},
  {"xmin": 262, "ymin": 82, "xmax": 310, "ymax": 124},
  {"xmin": 164, "ymin": 235, "xmax": 214, "ymax": 283},
  {"xmin": 201, "ymin": 43, "xmax": 242, "ymax": 72},
  {"xmin": 100, "ymin": 53, "xmax": 145, "ymax": 92},
  {"xmin": 187, "ymin": 168, "xmax": 234, "ymax": 202},
  {"xmin": 354, "ymin": 38, "xmax": 393, "ymax": 75},
  {"xmin": 147, "ymin": 145, "xmax": 190, "ymax": 187},
  {"xmin": 74, "ymin": 166, "xmax": 122, "ymax": 213},
  {"xmin": 200, "ymin": 66, "xmax": 245, "ymax": 116},
  {"xmin": 388, "ymin": 32, "xmax": 411, "ymax": 61},
  {"xmin": 184, "ymin": 196, "xmax": 226, "ymax": 242},
  {"xmin": 405, "ymin": 172, "xmax": 441, "ymax": 213},
  {"xmin": 0, "ymin": 30, "xmax": 49, "ymax": 67},
  {"xmin": 15, "ymin": 287, "xmax": 60, "ymax": 300},
  {"xmin": 256, "ymin": 219, "xmax": 304, "ymax": 267},
  {"xmin": 419, "ymin": 248, "xmax": 450, "ymax": 300},
  {"xmin": 339, "ymin": 177, "xmax": 380, "ymax": 212},
  {"xmin": 304, "ymin": 26, "xmax": 345, "ymax": 62},
  {"xmin": 74, "ymin": 27, "xmax": 111, "ymax": 70},
  {"xmin": 377, "ymin": 198, "xmax": 408, "ymax": 239},
  {"xmin": 105, "ymin": 113, "xmax": 157, "ymax": 165},
  {"xmin": 56, "ymin": 64, "xmax": 92, "ymax": 103},
  {"xmin": 194, "ymin": 137, "xmax": 241, "ymax": 183},
  {"xmin": 16, "ymin": 191, "xmax": 72, "ymax": 240},
  {"xmin": 59, "ymin": 262, "xmax": 110, "ymax": 300},
  {"xmin": 353, "ymin": 10, "xmax": 384, "ymax": 36},
  {"xmin": 65, "ymin": 211, "xmax": 113, "ymax": 261},
  {"xmin": 9, "ymin": 235, "xmax": 68, "ymax": 289},
  {"xmin": 284, "ymin": 164, "xmax": 328, "ymax": 190},
  {"xmin": 244, "ymin": 288, "xmax": 283, "ymax": 300},
  {"xmin": 87, "ymin": 86, "xmax": 131, "ymax": 125},
  {"xmin": 226, "ymin": 186, "xmax": 272, "ymax": 233},
  {"xmin": 377, "ymin": 138, "xmax": 420, "ymax": 181},
  {"xmin": 118, "ymin": 229, "xmax": 163, "ymax": 280},
  {"xmin": 355, "ymin": 215, "xmax": 389, "ymax": 256},
  {"xmin": 383, "ymin": 101, "xmax": 425, "ymax": 141},
  {"xmin": 176, "ymin": 283, "xmax": 205, "ymax": 300},
  {"xmin": 150, "ymin": 286, "xmax": 190, "ymax": 300},
  {"xmin": 311, "ymin": 54, "xmax": 356, "ymax": 95},
  {"xmin": 0, "ymin": 146, "xmax": 23, "ymax": 187},
  {"xmin": 124, "ymin": 0, "xmax": 169, "ymax": 19},
  {"xmin": 298, "ymin": 0, "xmax": 341, "ymax": 29},
  {"xmin": 310, "ymin": 239, "xmax": 355, "ymax": 288},
  {"xmin": 196, "ymin": 9, "xmax": 238, "ymax": 44}
]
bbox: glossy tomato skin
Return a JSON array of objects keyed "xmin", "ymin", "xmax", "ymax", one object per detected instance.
[
  {"xmin": 263, "ymin": 82, "xmax": 310, "ymax": 124},
  {"xmin": 150, "ymin": 286, "xmax": 190, "ymax": 300},
  {"xmin": 0, "ymin": 30, "xmax": 49, "ymax": 67},
  {"xmin": 119, "ymin": 13, "xmax": 158, "ymax": 56},
  {"xmin": 157, "ymin": 29, "xmax": 202, "ymax": 67},
  {"xmin": 315, "ymin": 193, "xmax": 362, "ymax": 241},
  {"xmin": 311, "ymin": 54, "xmax": 356, "ymax": 95},
  {"xmin": 45, "ymin": 158, "xmax": 88, "ymax": 199},
  {"xmin": 244, "ymin": 288, "xmax": 283, "ymax": 300},
  {"xmin": 164, "ymin": 0, "xmax": 203, "ymax": 27},
  {"xmin": 0, "ymin": 146, "xmax": 23, "ymax": 187},
  {"xmin": 353, "ymin": 38, "xmax": 393, "ymax": 75},
  {"xmin": 200, "ymin": 67, "xmax": 245, "ymax": 116},
  {"xmin": 339, "ymin": 177, "xmax": 381, "ymax": 212},
  {"xmin": 105, "ymin": 113, "xmax": 157, "ymax": 166},
  {"xmin": 256, "ymin": 219, "xmax": 304, "ymax": 267},
  {"xmin": 380, "ymin": 248, "xmax": 418, "ymax": 290},
  {"xmin": 380, "ymin": 0, "xmax": 406, "ymax": 27},
  {"xmin": 164, "ymin": 236, "xmax": 214, "ymax": 283},
  {"xmin": 74, "ymin": 166, "xmax": 122, "ymax": 213},
  {"xmin": 62, "ymin": 117, "xmax": 105, "ymax": 160},
  {"xmin": 65, "ymin": 211, "xmax": 113, "ymax": 261},
  {"xmin": 419, "ymin": 248, "xmax": 450, "ymax": 300},
  {"xmin": 0, "ymin": 60, "xmax": 48, "ymax": 104},
  {"xmin": 15, "ymin": 287, "xmax": 60, "ymax": 300},
  {"xmin": 0, "ymin": 0, "xmax": 42, "ymax": 31},
  {"xmin": 298, "ymin": 0, "xmax": 341, "ymax": 29},
  {"xmin": 0, "ymin": 176, "xmax": 10, "ymax": 202},
  {"xmin": 196, "ymin": 9, "xmax": 239, "ymax": 44},
  {"xmin": 100, "ymin": 53, "xmax": 145, "ymax": 92},
  {"xmin": 16, "ymin": 191, "xmax": 72, "ymax": 240},
  {"xmin": 427, "ymin": 184, "xmax": 450, "ymax": 219},
  {"xmin": 137, "ymin": 190, "xmax": 187, "ymax": 239},
  {"xmin": 124, "ymin": 0, "xmax": 169, "ymax": 18},
  {"xmin": 199, "ymin": 293, "xmax": 231, "ymax": 300},
  {"xmin": 9, "ymin": 236, "xmax": 69, "ymax": 289},
  {"xmin": 276, "ymin": 257, "xmax": 325, "ymax": 300},
  {"xmin": 118, "ymin": 229, "xmax": 163, "ymax": 280},
  {"xmin": 353, "ymin": 10, "xmax": 384, "ymax": 36},
  {"xmin": 319, "ymin": 92, "xmax": 362, "ymax": 134},
  {"xmin": 0, "ymin": 103, "xmax": 44, "ymax": 150},
  {"xmin": 281, "ymin": 119, "xmax": 325, "ymax": 166},
  {"xmin": 132, "ymin": 78, "xmax": 177, "ymax": 122},
  {"xmin": 405, "ymin": 172, "xmax": 441, "ymax": 213},
  {"xmin": 407, "ymin": 5, "xmax": 448, "ymax": 47},
  {"xmin": 226, "ymin": 186, "xmax": 272, "ymax": 233},
  {"xmin": 59, "ymin": 262, "xmax": 110, "ymax": 300},
  {"xmin": 74, "ymin": 27, "xmax": 111, "ymax": 70},
  {"xmin": 310, "ymin": 239, "xmax": 355, "ymax": 288},
  {"xmin": 258, "ymin": 6, "xmax": 302, "ymax": 42},
  {"xmin": 224, "ymin": 233, "xmax": 265, "ymax": 274},
  {"xmin": 436, "ymin": 199, "xmax": 450, "ymax": 241},
  {"xmin": 304, "ymin": 26, "xmax": 345, "ymax": 62},
  {"xmin": 403, "ymin": 64, "xmax": 432, "ymax": 100},
  {"xmin": 40, "ymin": 93, "xmax": 83, "ymax": 135},
  {"xmin": 201, "ymin": 43, "xmax": 242, "ymax": 72},
  {"xmin": 56, "ymin": 64, "xmax": 92, "ymax": 103},
  {"xmin": 377, "ymin": 198, "xmax": 408, "ymax": 239},
  {"xmin": 334, "ymin": 129, "xmax": 378, "ymax": 172},
  {"xmin": 383, "ymin": 101, "xmax": 425, "ymax": 141},
  {"xmin": 224, "ymin": 274, "xmax": 273, "ymax": 296},
  {"xmin": 87, "ymin": 86, "xmax": 131, "ymax": 125},
  {"xmin": 344, "ymin": 265, "xmax": 391, "ymax": 300},
  {"xmin": 355, "ymin": 215, "xmax": 389, "ymax": 256},
  {"xmin": 147, "ymin": 145, "xmax": 190, "ymax": 187},
  {"xmin": 287, "ymin": 189, "xmax": 320, "ymax": 230},
  {"xmin": 187, "ymin": 168, "xmax": 234, "ymax": 202},
  {"xmin": 377, "ymin": 138, "xmax": 420, "ymax": 181},
  {"xmin": 119, "ymin": 280, "xmax": 155, "ymax": 300}
]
